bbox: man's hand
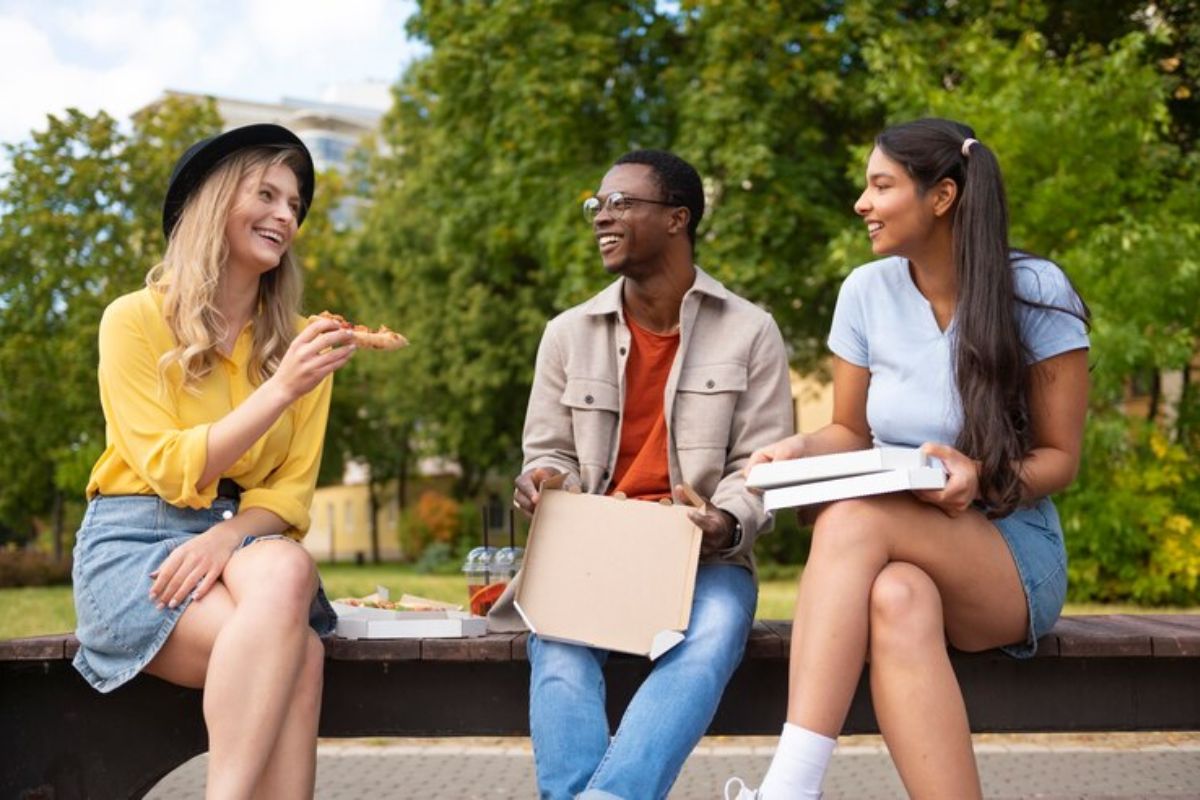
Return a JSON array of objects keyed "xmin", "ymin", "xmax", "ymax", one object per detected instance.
[
  {"xmin": 673, "ymin": 484, "xmax": 738, "ymax": 557},
  {"xmin": 513, "ymin": 467, "xmax": 564, "ymax": 517}
]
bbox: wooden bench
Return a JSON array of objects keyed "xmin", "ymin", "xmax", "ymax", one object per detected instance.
[{"xmin": 3, "ymin": 614, "xmax": 1198, "ymax": 799}]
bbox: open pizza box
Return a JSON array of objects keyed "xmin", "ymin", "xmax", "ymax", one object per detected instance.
[
  {"xmin": 512, "ymin": 474, "xmax": 702, "ymax": 660},
  {"xmin": 332, "ymin": 588, "xmax": 487, "ymax": 639}
]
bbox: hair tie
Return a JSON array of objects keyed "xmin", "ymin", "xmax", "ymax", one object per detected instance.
[{"xmin": 961, "ymin": 137, "xmax": 979, "ymax": 157}]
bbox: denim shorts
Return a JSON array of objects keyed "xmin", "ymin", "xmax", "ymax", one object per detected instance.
[
  {"xmin": 992, "ymin": 496, "xmax": 1068, "ymax": 658},
  {"xmin": 72, "ymin": 494, "xmax": 336, "ymax": 693}
]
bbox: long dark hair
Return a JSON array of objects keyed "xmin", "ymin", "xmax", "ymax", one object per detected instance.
[{"xmin": 876, "ymin": 118, "xmax": 1087, "ymax": 516}]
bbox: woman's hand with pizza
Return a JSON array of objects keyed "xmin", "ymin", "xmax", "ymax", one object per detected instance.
[{"xmin": 270, "ymin": 316, "xmax": 357, "ymax": 403}]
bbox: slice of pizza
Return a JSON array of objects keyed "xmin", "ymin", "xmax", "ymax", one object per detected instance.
[{"xmin": 311, "ymin": 310, "xmax": 409, "ymax": 351}]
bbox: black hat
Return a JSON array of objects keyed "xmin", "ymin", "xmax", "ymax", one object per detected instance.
[{"xmin": 161, "ymin": 123, "xmax": 316, "ymax": 240}]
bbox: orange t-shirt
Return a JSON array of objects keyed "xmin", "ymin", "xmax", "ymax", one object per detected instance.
[{"xmin": 608, "ymin": 311, "xmax": 680, "ymax": 501}]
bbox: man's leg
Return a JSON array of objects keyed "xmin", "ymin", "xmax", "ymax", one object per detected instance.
[
  {"xmin": 527, "ymin": 634, "xmax": 612, "ymax": 800},
  {"xmin": 583, "ymin": 564, "xmax": 757, "ymax": 800}
]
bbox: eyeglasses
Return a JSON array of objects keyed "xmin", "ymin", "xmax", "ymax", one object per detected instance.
[{"xmin": 582, "ymin": 192, "xmax": 679, "ymax": 223}]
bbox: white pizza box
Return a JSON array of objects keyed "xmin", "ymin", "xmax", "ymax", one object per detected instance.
[
  {"xmin": 762, "ymin": 466, "xmax": 948, "ymax": 511},
  {"xmin": 331, "ymin": 602, "xmax": 487, "ymax": 639},
  {"xmin": 747, "ymin": 446, "xmax": 943, "ymax": 490},
  {"xmin": 513, "ymin": 474, "xmax": 702, "ymax": 660}
]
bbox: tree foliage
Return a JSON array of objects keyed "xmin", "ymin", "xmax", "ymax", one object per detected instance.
[
  {"xmin": 335, "ymin": 0, "xmax": 1198, "ymax": 600},
  {"xmin": 0, "ymin": 99, "xmax": 220, "ymax": 544},
  {"xmin": 2, "ymin": 1, "xmax": 1197, "ymax": 601},
  {"xmin": 344, "ymin": 1, "xmax": 684, "ymax": 496},
  {"xmin": 820, "ymin": 15, "xmax": 1200, "ymax": 603}
]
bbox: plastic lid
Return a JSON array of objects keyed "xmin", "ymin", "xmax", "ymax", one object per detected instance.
[
  {"xmin": 462, "ymin": 546, "xmax": 496, "ymax": 573},
  {"xmin": 491, "ymin": 546, "xmax": 524, "ymax": 574}
]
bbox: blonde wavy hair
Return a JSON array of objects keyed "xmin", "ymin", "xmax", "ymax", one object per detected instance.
[{"xmin": 148, "ymin": 146, "xmax": 309, "ymax": 391}]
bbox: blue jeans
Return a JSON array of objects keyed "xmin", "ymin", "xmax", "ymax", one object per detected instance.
[{"xmin": 527, "ymin": 564, "xmax": 757, "ymax": 800}]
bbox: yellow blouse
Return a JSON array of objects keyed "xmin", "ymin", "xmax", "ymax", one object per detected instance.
[{"xmin": 86, "ymin": 288, "xmax": 333, "ymax": 538}]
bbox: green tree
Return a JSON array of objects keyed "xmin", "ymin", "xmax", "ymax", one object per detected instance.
[
  {"xmin": 304, "ymin": 168, "xmax": 426, "ymax": 560},
  {"xmin": 842, "ymin": 18, "xmax": 1200, "ymax": 602},
  {"xmin": 349, "ymin": 1, "xmax": 681, "ymax": 497},
  {"xmin": 670, "ymin": 0, "xmax": 874, "ymax": 368},
  {"xmin": 295, "ymin": 1, "xmax": 1197, "ymax": 597},
  {"xmin": 0, "ymin": 98, "xmax": 220, "ymax": 550}
]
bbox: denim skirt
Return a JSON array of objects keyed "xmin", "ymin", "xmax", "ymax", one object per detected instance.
[
  {"xmin": 992, "ymin": 496, "xmax": 1068, "ymax": 658},
  {"xmin": 72, "ymin": 494, "xmax": 336, "ymax": 693}
]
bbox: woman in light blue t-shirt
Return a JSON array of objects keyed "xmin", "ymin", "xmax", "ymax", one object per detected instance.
[{"xmin": 727, "ymin": 119, "xmax": 1090, "ymax": 800}]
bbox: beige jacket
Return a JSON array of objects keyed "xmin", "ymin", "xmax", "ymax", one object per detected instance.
[{"xmin": 489, "ymin": 267, "xmax": 794, "ymax": 631}]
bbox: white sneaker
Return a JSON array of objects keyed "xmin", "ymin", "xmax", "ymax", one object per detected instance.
[
  {"xmin": 723, "ymin": 777, "xmax": 824, "ymax": 800},
  {"xmin": 723, "ymin": 777, "xmax": 760, "ymax": 799}
]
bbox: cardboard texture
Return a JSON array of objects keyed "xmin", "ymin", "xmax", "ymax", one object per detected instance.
[
  {"xmin": 747, "ymin": 446, "xmax": 942, "ymax": 490},
  {"xmin": 514, "ymin": 475, "xmax": 702, "ymax": 659},
  {"xmin": 762, "ymin": 466, "xmax": 947, "ymax": 510},
  {"xmin": 331, "ymin": 602, "xmax": 486, "ymax": 639}
]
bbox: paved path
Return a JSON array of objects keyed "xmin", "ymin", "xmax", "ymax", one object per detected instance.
[{"xmin": 147, "ymin": 733, "xmax": 1200, "ymax": 799}]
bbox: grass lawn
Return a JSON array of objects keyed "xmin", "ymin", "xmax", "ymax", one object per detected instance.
[
  {"xmin": 0, "ymin": 564, "xmax": 470, "ymax": 640},
  {"xmin": 2, "ymin": 562, "xmax": 1196, "ymax": 640}
]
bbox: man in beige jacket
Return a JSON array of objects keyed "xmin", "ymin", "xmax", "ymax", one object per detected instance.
[{"xmin": 501, "ymin": 150, "xmax": 793, "ymax": 800}]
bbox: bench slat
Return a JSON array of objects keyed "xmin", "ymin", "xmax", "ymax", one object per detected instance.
[
  {"xmin": 760, "ymin": 620, "xmax": 793, "ymax": 658},
  {"xmin": 10, "ymin": 613, "xmax": 1200, "ymax": 664},
  {"xmin": 744, "ymin": 621, "xmax": 786, "ymax": 658},
  {"xmin": 421, "ymin": 633, "xmax": 520, "ymax": 662},
  {"xmin": 0, "ymin": 634, "xmax": 68, "ymax": 661},
  {"xmin": 324, "ymin": 637, "xmax": 420, "ymax": 661},
  {"xmin": 1031, "ymin": 630, "xmax": 1061, "ymax": 657},
  {"xmin": 1134, "ymin": 614, "xmax": 1200, "ymax": 656},
  {"xmin": 512, "ymin": 632, "xmax": 529, "ymax": 661},
  {"xmin": 1052, "ymin": 615, "xmax": 1161, "ymax": 657}
]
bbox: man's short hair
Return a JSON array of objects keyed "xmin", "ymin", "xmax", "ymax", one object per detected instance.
[{"xmin": 614, "ymin": 150, "xmax": 704, "ymax": 246}]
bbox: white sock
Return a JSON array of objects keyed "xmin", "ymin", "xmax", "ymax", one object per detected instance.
[{"xmin": 759, "ymin": 723, "xmax": 836, "ymax": 799}]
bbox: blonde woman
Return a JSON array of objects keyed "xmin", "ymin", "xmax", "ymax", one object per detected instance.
[{"xmin": 72, "ymin": 124, "xmax": 354, "ymax": 798}]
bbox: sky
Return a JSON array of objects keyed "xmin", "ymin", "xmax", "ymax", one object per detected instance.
[{"xmin": 0, "ymin": 0, "xmax": 426, "ymax": 149}]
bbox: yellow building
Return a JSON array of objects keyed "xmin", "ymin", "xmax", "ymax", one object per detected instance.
[
  {"xmin": 305, "ymin": 473, "xmax": 459, "ymax": 563},
  {"xmin": 305, "ymin": 483, "xmax": 398, "ymax": 563},
  {"xmin": 791, "ymin": 366, "xmax": 834, "ymax": 434}
]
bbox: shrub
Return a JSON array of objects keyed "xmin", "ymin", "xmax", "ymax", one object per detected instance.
[
  {"xmin": 412, "ymin": 540, "xmax": 457, "ymax": 574},
  {"xmin": 1060, "ymin": 414, "xmax": 1200, "ymax": 605},
  {"xmin": 754, "ymin": 507, "xmax": 813, "ymax": 568},
  {"xmin": 416, "ymin": 491, "xmax": 461, "ymax": 544},
  {"xmin": 401, "ymin": 490, "xmax": 470, "ymax": 561},
  {"xmin": 0, "ymin": 547, "xmax": 72, "ymax": 588}
]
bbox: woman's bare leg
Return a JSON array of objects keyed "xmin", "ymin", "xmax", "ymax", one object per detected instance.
[
  {"xmin": 868, "ymin": 562, "xmax": 980, "ymax": 799},
  {"xmin": 145, "ymin": 540, "xmax": 320, "ymax": 800},
  {"xmin": 250, "ymin": 631, "xmax": 325, "ymax": 800},
  {"xmin": 786, "ymin": 494, "xmax": 1027, "ymax": 735}
]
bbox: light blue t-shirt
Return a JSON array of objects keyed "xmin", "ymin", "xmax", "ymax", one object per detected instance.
[{"xmin": 827, "ymin": 255, "xmax": 1089, "ymax": 449}]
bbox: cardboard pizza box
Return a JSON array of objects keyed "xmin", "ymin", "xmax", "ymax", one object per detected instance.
[
  {"xmin": 761, "ymin": 466, "xmax": 947, "ymax": 510},
  {"xmin": 332, "ymin": 602, "xmax": 487, "ymax": 639},
  {"xmin": 746, "ymin": 446, "xmax": 942, "ymax": 490},
  {"xmin": 513, "ymin": 474, "xmax": 702, "ymax": 659}
]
